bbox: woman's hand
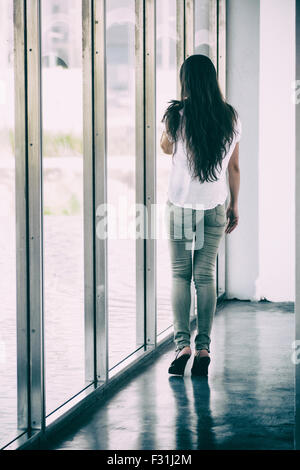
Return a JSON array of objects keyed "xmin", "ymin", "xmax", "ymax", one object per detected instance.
[
  {"xmin": 225, "ymin": 204, "xmax": 239, "ymax": 234},
  {"xmin": 160, "ymin": 131, "xmax": 173, "ymax": 155},
  {"xmin": 226, "ymin": 142, "xmax": 240, "ymax": 234}
]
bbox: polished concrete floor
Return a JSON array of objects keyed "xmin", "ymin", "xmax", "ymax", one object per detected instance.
[{"xmin": 44, "ymin": 300, "xmax": 294, "ymax": 450}]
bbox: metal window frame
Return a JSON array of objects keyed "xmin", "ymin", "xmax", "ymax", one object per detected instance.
[
  {"xmin": 82, "ymin": 0, "xmax": 95, "ymax": 384},
  {"xmin": 185, "ymin": 0, "xmax": 195, "ymax": 58},
  {"xmin": 136, "ymin": 0, "xmax": 146, "ymax": 348},
  {"xmin": 14, "ymin": 0, "xmax": 29, "ymax": 431},
  {"xmin": 14, "ymin": 0, "xmax": 45, "ymax": 432},
  {"xmin": 217, "ymin": 0, "xmax": 226, "ymax": 95},
  {"xmin": 209, "ymin": 0, "xmax": 218, "ymax": 67},
  {"xmin": 144, "ymin": 0, "xmax": 157, "ymax": 348},
  {"xmin": 8, "ymin": 0, "xmax": 227, "ymax": 450},
  {"xmin": 82, "ymin": 0, "xmax": 108, "ymax": 384}
]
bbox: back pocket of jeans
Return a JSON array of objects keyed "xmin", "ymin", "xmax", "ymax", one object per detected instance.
[{"xmin": 205, "ymin": 204, "xmax": 226, "ymax": 227}]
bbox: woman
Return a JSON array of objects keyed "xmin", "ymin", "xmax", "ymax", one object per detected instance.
[{"xmin": 160, "ymin": 54, "xmax": 241, "ymax": 377}]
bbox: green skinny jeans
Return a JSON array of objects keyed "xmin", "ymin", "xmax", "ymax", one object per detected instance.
[{"xmin": 165, "ymin": 199, "xmax": 227, "ymax": 353}]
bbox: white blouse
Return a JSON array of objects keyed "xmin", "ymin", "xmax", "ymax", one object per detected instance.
[{"xmin": 165, "ymin": 109, "xmax": 242, "ymax": 210}]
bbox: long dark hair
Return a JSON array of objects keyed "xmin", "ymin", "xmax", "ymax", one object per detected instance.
[{"xmin": 162, "ymin": 54, "xmax": 238, "ymax": 183}]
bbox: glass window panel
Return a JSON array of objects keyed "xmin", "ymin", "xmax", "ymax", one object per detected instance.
[
  {"xmin": 106, "ymin": 0, "xmax": 136, "ymax": 369},
  {"xmin": 195, "ymin": 0, "xmax": 216, "ymax": 61},
  {"xmin": 41, "ymin": 0, "xmax": 85, "ymax": 415},
  {"xmin": 156, "ymin": 0, "xmax": 177, "ymax": 336},
  {"xmin": 0, "ymin": 0, "xmax": 18, "ymax": 447}
]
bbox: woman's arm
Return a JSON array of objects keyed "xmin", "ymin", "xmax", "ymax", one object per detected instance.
[
  {"xmin": 160, "ymin": 131, "xmax": 173, "ymax": 155},
  {"xmin": 225, "ymin": 142, "xmax": 240, "ymax": 234}
]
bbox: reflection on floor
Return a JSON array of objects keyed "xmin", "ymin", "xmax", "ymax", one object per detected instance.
[{"xmin": 44, "ymin": 300, "xmax": 294, "ymax": 450}]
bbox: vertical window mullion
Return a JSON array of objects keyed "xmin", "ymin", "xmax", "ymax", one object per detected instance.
[
  {"xmin": 217, "ymin": 0, "xmax": 226, "ymax": 94},
  {"xmin": 83, "ymin": 0, "xmax": 108, "ymax": 385},
  {"xmin": 136, "ymin": 0, "xmax": 146, "ymax": 348},
  {"xmin": 209, "ymin": 0, "xmax": 218, "ymax": 68},
  {"xmin": 14, "ymin": 0, "xmax": 30, "ymax": 431},
  {"xmin": 14, "ymin": 0, "xmax": 44, "ymax": 432},
  {"xmin": 145, "ymin": 0, "xmax": 157, "ymax": 348},
  {"xmin": 94, "ymin": 0, "xmax": 108, "ymax": 381},
  {"xmin": 26, "ymin": 0, "xmax": 44, "ymax": 430},
  {"xmin": 82, "ymin": 0, "xmax": 96, "ymax": 384},
  {"xmin": 185, "ymin": 0, "xmax": 195, "ymax": 58}
]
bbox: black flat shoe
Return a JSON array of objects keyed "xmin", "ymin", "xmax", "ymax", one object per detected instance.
[
  {"xmin": 191, "ymin": 355, "xmax": 211, "ymax": 377},
  {"xmin": 168, "ymin": 350, "xmax": 191, "ymax": 376}
]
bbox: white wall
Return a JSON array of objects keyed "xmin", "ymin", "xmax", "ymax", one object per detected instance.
[
  {"xmin": 258, "ymin": 0, "xmax": 295, "ymax": 301},
  {"xmin": 226, "ymin": 0, "xmax": 260, "ymax": 300},
  {"xmin": 226, "ymin": 0, "xmax": 295, "ymax": 301}
]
